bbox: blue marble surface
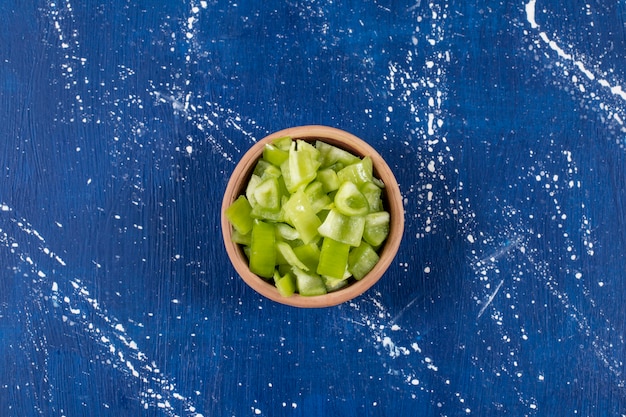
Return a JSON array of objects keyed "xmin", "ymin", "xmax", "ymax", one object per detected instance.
[{"xmin": 1, "ymin": 0, "xmax": 626, "ymax": 416}]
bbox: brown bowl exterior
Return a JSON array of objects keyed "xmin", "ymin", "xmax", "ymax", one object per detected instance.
[{"xmin": 221, "ymin": 125, "xmax": 404, "ymax": 308}]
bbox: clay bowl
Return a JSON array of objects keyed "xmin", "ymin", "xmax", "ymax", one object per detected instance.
[{"xmin": 221, "ymin": 125, "xmax": 404, "ymax": 308}]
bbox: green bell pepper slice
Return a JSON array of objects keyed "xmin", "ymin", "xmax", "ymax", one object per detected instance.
[{"xmin": 249, "ymin": 220, "xmax": 276, "ymax": 279}]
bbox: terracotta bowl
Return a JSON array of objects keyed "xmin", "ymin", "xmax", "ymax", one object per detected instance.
[{"xmin": 221, "ymin": 125, "xmax": 404, "ymax": 308}]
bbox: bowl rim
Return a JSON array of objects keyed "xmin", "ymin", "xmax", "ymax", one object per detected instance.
[{"xmin": 221, "ymin": 125, "xmax": 404, "ymax": 308}]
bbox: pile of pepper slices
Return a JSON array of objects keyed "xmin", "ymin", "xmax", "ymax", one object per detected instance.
[{"xmin": 225, "ymin": 137, "xmax": 390, "ymax": 297}]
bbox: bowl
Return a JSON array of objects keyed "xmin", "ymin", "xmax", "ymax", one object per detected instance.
[{"xmin": 221, "ymin": 125, "xmax": 404, "ymax": 308}]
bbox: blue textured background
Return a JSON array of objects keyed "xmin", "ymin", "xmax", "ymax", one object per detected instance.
[{"xmin": 1, "ymin": 1, "xmax": 626, "ymax": 416}]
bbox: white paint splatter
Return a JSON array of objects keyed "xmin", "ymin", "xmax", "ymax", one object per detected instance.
[
  {"xmin": 477, "ymin": 279, "xmax": 504, "ymax": 319},
  {"xmin": 525, "ymin": 0, "xmax": 626, "ymax": 102}
]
